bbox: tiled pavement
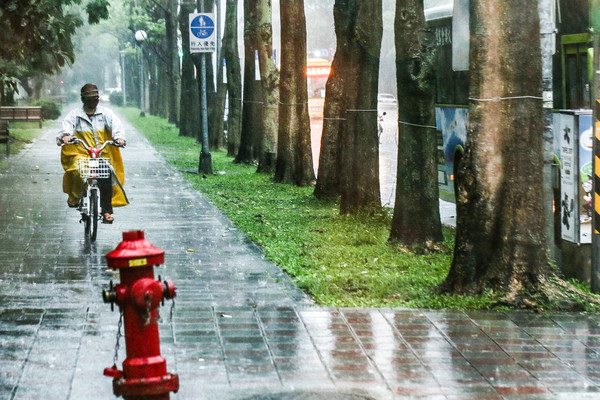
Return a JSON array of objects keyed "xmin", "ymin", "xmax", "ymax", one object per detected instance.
[{"xmin": 2, "ymin": 114, "xmax": 600, "ymax": 399}]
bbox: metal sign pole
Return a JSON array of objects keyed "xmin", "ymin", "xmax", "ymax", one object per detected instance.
[{"xmin": 189, "ymin": 7, "xmax": 215, "ymax": 175}]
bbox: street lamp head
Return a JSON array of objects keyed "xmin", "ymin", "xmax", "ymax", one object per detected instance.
[{"xmin": 135, "ymin": 30, "xmax": 147, "ymax": 43}]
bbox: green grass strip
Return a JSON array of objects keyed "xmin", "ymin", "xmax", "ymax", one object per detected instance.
[{"xmin": 122, "ymin": 108, "xmax": 599, "ymax": 311}]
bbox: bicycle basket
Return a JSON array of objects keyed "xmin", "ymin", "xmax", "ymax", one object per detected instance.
[{"xmin": 77, "ymin": 158, "xmax": 111, "ymax": 179}]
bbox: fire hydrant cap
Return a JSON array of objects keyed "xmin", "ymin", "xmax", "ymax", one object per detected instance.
[{"xmin": 105, "ymin": 230, "xmax": 165, "ymax": 269}]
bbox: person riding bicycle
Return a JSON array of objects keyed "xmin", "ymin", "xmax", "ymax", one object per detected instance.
[{"xmin": 57, "ymin": 83, "xmax": 128, "ymax": 223}]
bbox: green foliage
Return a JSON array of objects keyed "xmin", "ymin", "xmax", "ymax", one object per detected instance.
[
  {"xmin": 0, "ymin": 0, "xmax": 110, "ymax": 90},
  {"xmin": 109, "ymin": 91, "xmax": 124, "ymax": 107},
  {"xmin": 31, "ymin": 99, "xmax": 61, "ymax": 120},
  {"xmin": 85, "ymin": 0, "xmax": 111, "ymax": 24}
]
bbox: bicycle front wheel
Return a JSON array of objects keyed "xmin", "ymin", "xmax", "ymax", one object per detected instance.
[
  {"xmin": 90, "ymin": 189, "xmax": 99, "ymax": 241},
  {"xmin": 83, "ymin": 213, "xmax": 90, "ymax": 237},
  {"xmin": 82, "ymin": 193, "xmax": 90, "ymax": 238}
]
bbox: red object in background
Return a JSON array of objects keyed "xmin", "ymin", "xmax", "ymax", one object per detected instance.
[{"xmin": 103, "ymin": 230, "xmax": 178, "ymax": 399}]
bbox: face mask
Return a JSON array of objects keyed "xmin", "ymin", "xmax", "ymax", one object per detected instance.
[{"xmin": 82, "ymin": 97, "xmax": 99, "ymax": 112}]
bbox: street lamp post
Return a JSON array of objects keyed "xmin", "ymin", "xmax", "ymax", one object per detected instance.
[{"xmin": 135, "ymin": 30, "xmax": 147, "ymax": 117}]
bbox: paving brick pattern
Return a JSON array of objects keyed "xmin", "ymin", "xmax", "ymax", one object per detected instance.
[{"xmin": 2, "ymin": 115, "xmax": 600, "ymax": 399}]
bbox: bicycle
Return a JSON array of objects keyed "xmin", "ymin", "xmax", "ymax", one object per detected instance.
[{"xmin": 66, "ymin": 138, "xmax": 123, "ymax": 242}]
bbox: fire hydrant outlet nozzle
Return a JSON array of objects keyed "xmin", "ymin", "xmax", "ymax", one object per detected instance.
[
  {"xmin": 131, "ymin": 278, "xmax": 164, "ymax": 310},
  {"xmin": 102, "ymin": 230, "xmax": 179, "ymax": 398}
]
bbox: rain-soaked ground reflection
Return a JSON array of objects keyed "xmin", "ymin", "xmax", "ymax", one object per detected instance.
[{"xmin": 2, "ymin": 117, "xmax": 600, "ymax": 399}]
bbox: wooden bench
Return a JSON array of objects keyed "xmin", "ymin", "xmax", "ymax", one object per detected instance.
[
  {"xmin": 0, "ymin": 120, "xmax": 10, "ymax": 157},
  {"xmin": 0, "ymin": 106, "xmax": 42, "ymax": 128}
]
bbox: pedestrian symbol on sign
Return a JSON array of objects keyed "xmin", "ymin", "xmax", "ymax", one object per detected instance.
[
  {"xmin": 191, "ymin": 15, "xmax": 214, "ymax": 39},
  {"xmin": 189, "ymin": 13, "xmax": 216, "ymax": 53}
]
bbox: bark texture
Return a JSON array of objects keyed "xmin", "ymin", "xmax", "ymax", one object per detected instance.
[
  {"xmin": 165, "ymin": 0, "xmax": 179, "ymax": 125},
  {"xmin": 275, "ymin": 0, "xmax": 315, "ymax": 186},
  {"xmin": 338, "ymin": 0, "xmax": 383, "ymax": 215},
  {"xmin": 389, "ymin": 0, "xmax": 443, "ymax": 245},
  {"xmin": 440, "ymin": 0, "xmax": 551, "ymax": 298},
  {"xmin": 211, "ymin": 1, "xmax": 226, "ymax": 154},
  {"xmin": 178, "ymin": 1, "xmax": 199, "ymax": 137},
  {"xmin": 223, "ymin": 0, "xmax": 242, "ymax": 157},
  {"xmin": 255, "ymin": 0, "xmax": 280, "ymax": 173},
  {"xmin": 236, "ymin": 0, "xmax": 263, "ymax": 164},
  {"xmin": 314, "ymin": 2, "xmax": 352, "ymax": 199}
]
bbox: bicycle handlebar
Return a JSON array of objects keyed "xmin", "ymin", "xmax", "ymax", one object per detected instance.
[{"xmin": 64, "ymin": 137, "xmax": 125, "ymax": 149}]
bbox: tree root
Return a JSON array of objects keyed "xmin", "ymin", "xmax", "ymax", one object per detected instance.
[{"xmin": 497, "ymin": 275, "xmax": 600, "ymax": 312}]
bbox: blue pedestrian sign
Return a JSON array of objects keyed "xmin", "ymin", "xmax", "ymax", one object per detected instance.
[{"xmin": 189, "ymin": 13, "xmax": 216, "ymax": 53}]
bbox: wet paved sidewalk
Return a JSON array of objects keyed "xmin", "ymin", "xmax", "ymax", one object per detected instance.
[{"xmin": 2, "ymin": 116, "xmax": 600, "ymax": 399}]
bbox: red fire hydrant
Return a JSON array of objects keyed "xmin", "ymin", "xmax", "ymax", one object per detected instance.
[{"xmin": 102, "ymin": 230, "xmax": 179, "ymax": 399}]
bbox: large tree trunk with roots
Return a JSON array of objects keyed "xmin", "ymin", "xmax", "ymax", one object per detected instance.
[
  {"xmin": 338, "ymin": 0, "xmax": 382, "ymax": 215},
  {"xmin": 440, "ymin": 0, "xmax": 553, "ymax": 304},
  {"xmin": 178, "ymin": 1, "xmax": 199, "ymax": 137},
  {"xmin": 255, "ymin": 0, "xmax": 280, "ymax": 173},
  {"xmin": 389, "ymin": 0, "xmax": 443, "ymax": 246},
  {"xmin": 275, "ymin": 0, "xmax": 315, "ymax": 186},
  {"xmin": 223, "ymin": 0, "xmax": 242, "ymax": 157},
  {"xmin": 236, "ymin": 0, "xmax": 263, "ymax": 164}
]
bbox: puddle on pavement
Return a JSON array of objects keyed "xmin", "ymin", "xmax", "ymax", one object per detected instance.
[{"xmin": 240, "ymin": 392, "xmax": 375, "ymax": 400}]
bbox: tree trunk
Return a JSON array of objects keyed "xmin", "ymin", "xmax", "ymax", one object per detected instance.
[
  {"xmin": 155, "ymin": 59, "xmax": 168, "ymax": 117},
  {"xmin": 338, "ymin": 0, "xmax": 382, "ymax": 215},
  {"xmin": 166, "ymin": 0, "xmax": 179, "ymax": 126},
  {"xmin": 223, "ymin": 0, "xmax": 242, "ymax": 157},
  {"xmin": 275, "ymin": 0, "xmax": 315, "ymax": 186},
  {"xmin": 255, "ymin": 0, "xmax": 279, "ymax": 174},
  {"xmin": 211, "ymin": 17, "xmax": 226, "ymax": 152},
  {"xmin": 389, "ymin": 0, "xmax": 443, "ymax": 245},
  {"xmin": 314, "ymin": 3, "xmax": 353, "ymax": 199},
  {"xmin": 236, "ymin": 0, "xmax": 263, "ymax": 164},
  {"xmin": 210, "ymin": 1, "xmax": 226, "ymax": 151},
  {"xmin": 20, "ymin": 78, "xmax": 34, "ymax": 99},
  {"xmin": 440, "ymin": 0, "xmax": 551, "ymax": 299},
  {"xmin": 179, "ymin": 1, "xmax": 199, "ymax": 137},
  {"xmin": 211, "ymin": 80, "xmax": 227, "ymax": 150},
  {"xmin": 32, "ymin": 78, "xmax": 43, "ymax": 100}
]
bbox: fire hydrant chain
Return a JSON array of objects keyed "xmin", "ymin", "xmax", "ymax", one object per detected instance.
[
  {"xmin": 113, "ymin": 311, "xmax": 123, "ymax": 366},
  {"xmin": 169, "ymin": 298, "xmax": 176, "ymax": 343},
  {"xmin": 168, "ymin": 298, "xmax": 178, "ymax": 373}
]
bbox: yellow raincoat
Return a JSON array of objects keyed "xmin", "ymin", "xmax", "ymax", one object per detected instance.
[{"xmin": 57, "ymin": 106, "xmax": 128, "ymax": 207}]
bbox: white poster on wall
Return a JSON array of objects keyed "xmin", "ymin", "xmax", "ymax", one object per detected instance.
[{"xmin": 558, "ymin": 113, "xmax": 577, "ymax": 243}]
